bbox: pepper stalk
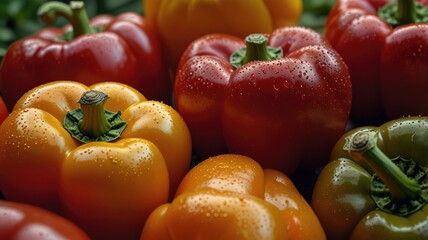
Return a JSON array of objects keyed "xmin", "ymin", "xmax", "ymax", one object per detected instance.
[
  {"xmin": 38, "ymin": 1, "xmax": 95, "ymax": 39},
  {"xmin": 64, "ymin": 90, "xmax": 127, "ymax": 143},
  {"xmin": 349, "ymin": 131, "xmax": 428, "ymax": 216},
  {"xmin": 379, "ymin": 0, "xmax": 428, "ymax": 27},
  {"xmin": 230, "ymin": 34, "xmax": 283, "ymax": 68},
  {"xmin": 78, "ymin": 90, "xmax": 111, "ymax": 138}
]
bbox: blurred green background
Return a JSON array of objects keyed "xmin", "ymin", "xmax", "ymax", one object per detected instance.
[{"xmin": 0, "ymin": 0, "xmax": 335, "ymax": 62}]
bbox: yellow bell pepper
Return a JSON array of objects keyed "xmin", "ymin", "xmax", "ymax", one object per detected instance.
[{"xmin": 144, "ymin": 0, "xmax": 302, "ymax": 73}]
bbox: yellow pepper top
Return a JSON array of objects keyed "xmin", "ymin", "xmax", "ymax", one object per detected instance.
[{"xmin": 144, "ymin": 0, "xmax": 302, "ymax": 73}]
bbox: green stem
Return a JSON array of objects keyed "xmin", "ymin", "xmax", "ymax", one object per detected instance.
[
  {"xmin": 243, "ymin": 34, "xmax": 273, "ymax": 63},
  {"xmin": 64, "ymin": 91, "xmax": 127, "ymax": 143},
  {"xmin": 349, "ymin": 131, "xmax": 421, "ymax": 202},
  {"xmin": 397, "ymin": 0, "xmax": 416, "ymax": 24},
  {"xmin": 78, "ymin": 90, "xmax": 111, "ymax": 138},
  {"xmin": 379, "ymin": 0, "xmax": 428, "ymax": 27},
  {"xmin": 230, "ymin": 34, "xmax": 283, "ymax": 68},
  {"xmin": 38, "ymin": 1, "xmax": 92, "ymax": 37}
]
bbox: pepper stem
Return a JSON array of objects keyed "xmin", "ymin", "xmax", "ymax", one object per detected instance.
[
  {"xmin": 379, "ymin": 0, "xmax": 428, "ymax": 27},
  {"xmin": 349, "ymin": 131, "xmax": 421, "ymax": 202},
  {"xmin": 63, "ymin": 90, "xmax": 127, "ymax": 143},
  {"xmin": 78, "ymin": 90, "xmax": 111, "ymax": 138},
  {"xmin": 397, "ymin": 0, "xmax": 417, "ymax": 24},
  {"xmin": 230, "ymin": 34, "xmax": 283, "ymax": 68},
  {"xmin": 38, "ymin": 1, "xmax": 92, "ymax": 37}
]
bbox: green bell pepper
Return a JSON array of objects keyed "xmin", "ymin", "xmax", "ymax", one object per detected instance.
[{"xmin": 311, "ymin": 116, "xmax": 428, "ymax": 240}]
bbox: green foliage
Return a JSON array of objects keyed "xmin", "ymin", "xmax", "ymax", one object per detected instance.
[
  {"xmin": 0, "ymin": 0, "xmax": 47, "ymax": 57},
  {"xmin": 299, "ymin": 0, "xmax": 336, "ymax": 33}
]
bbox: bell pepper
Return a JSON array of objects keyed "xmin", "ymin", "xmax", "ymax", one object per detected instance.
[
  {"xmin": 0, "ymin": 96, "xmax": 7, "ymax": 125},
  {"xmin": 0, "ymin": 1, "xmax": 171, "ymax": 111},
  {"xmin": 174, "ymin": 26, "xmax": 352, "ymax": 174},
  {"xmin": 325, "ymin": 0, "xmax": 428, "ymax": 123},
  {"xmin": 140, "ymin": 154, "xmax": 326, "ymax": 240},
  {"xmin": 0, "ymin": 81, "xmax": 192, "ymax": 240},
  {"xmin": 312, "ymin": 116, "xmax": 428, "ymax": 239},
  {"xmin": 0, "ymin": 200, "xmax": 90, "ymax": 240},
  {"xmin": 144, "ymin": 0, "xmax": 303, "ymax": 73}
]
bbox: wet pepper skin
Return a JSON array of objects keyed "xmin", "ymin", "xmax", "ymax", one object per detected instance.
[
  {"xmin": 325, "ymin": 0, "xmax": 428, "ymax": 122},
  {"xmin": 0, "ymin": 200, "xmax": 90, "ymax": 240},
  {"xmin": 174, "ymin": 26, "xmax": 352, "ymax": 175},
  {"xmin": 140, "ymin": 154, "xmax": 326, "ymax": 240},
  {"xmin": 0, "ymin": 81, "xmax": 191, "ymax": 240}
]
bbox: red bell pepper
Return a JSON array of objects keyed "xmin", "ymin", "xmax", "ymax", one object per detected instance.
[
  {"xmin": 0, "ymin": 1, "xmax": 171, "ymax": 110},
  {"xmin": 174, "ymin": 27, "xmax": 352, "ymax": 174},
  {"xmin": 0, "ymin": 96, "xmax": 7, "ymax": 125},
  {"xmin": 325, "ymin": 0, "xmax": 428, "ymax": 123},
  {"xmin": 0, "ymin": 200, "xmax": 90, "ymax": 239}
]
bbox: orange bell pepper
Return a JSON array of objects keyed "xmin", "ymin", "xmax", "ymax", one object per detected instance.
[
  {"xmin": 140, "ymin": 154, "xmax": 326, "ymax": 240},
  {"xmin": 0, "ymin": 81, "xmax": 192, "ymax": 240}
]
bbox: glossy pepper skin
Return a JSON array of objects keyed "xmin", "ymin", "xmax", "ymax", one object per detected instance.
[
  {"xmin": 174, "ymin": 27, "xmax": 352, "ymax": 175},
  {"xmin": 325, "ymin": 0, "xmax": 428, "ymax": 123},
  {"xmin": 0, "ymin": 200, "xmax": 90, "ymax": 240},
  {"xmin": 0, "ymin": 96, "xmax": 8, "ymax": 125},
  {"xmin": 0, "ymin": 81, "xmax": 192, "ymax": 240},
  {"xmin": 0, "ymin": 1, "xmax": 171, "ymax": 111},
  {"xmin": 140, "ymin": 154, "xmax": 326, "ymax": 240},
  {"xmin": 312, "ymin": 116, "xmax": 428, "ymax": 240},
  {"xmin": 144, "ymin": 0, "xmax": 302, "ymax": 73}
]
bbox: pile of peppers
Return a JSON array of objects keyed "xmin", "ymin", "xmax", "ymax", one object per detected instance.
[{"xmin": 1, "ymin": 0, "xmax": 428, "ymax": 239}]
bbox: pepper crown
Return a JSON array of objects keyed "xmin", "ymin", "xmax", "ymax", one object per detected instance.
[
  {"xmin": 230, "ymin": 34, "xmax": 283, "ymax": 68},
  {"xmin": 349, "ymin": 131, "xmax": 428, "ymax": 216},
  {"xmin": 379, "ymin": 0, "xmax": 428, "ymax": 27},
  {"xmin": 38, "ymin": 1, "xmax": 104, "ymax": 41},
  {"xmin": 64, "ymin": 90, "xmax": 127, "ymax": 143}
]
